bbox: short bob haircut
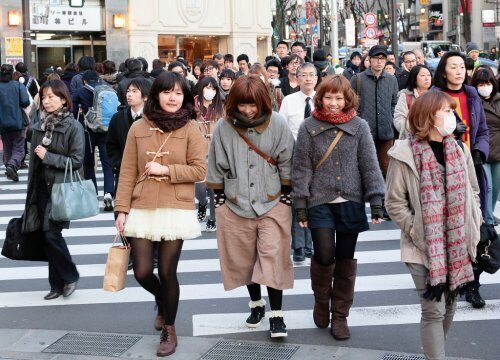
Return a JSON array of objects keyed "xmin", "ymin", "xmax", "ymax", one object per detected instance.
[
  {"xmin": 407, "ymin": 91, "xmax": 457, "ymax": 141},
  {"xmin": 39, "ymin": 79, "xmax": 73, "ymax": 111},
  {"xmin": 471, "ymin": 66, "xmax": 498, "ymax": 98},
  {"xmin": 144, "ymin": 72, "xmax": 196, "ymax": 118},
  {"xmin": 219, "ymin": 68, "xmax": 236, "ymax": 81},
  {"xmin": 225, "ymin": 75, "xmax": 272, "ymax": 118},
  {"xmin": 127, "ymin": 77, "xmax": 152, "ymax": 98},
  {"xmin": 433, "ymin": 51, "xmax": 466, "ymax": 89},
  {"xmin": 406, "ymin": 65, "xmax": 432, "ymax": 92},
  {"xmin": 313, "ymin": 75, "xmax": 359, "ymax": 113}
]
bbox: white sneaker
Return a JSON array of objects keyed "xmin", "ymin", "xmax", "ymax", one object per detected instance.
[{"xmin": 103, "ymin": 193, "xmax": 114, "ymax": 212}]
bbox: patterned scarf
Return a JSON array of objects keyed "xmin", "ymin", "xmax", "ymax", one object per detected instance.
[
  {"xmin": 312, "ymin": 108, "xmax": 357, "ymax": 125},
  {"xmin": 410, "ymin": 135, "xmax": 474, "ymax": 294},
  {"xmin": 39, "ymin": 108, "xmax": 70, "ymax": 146}
]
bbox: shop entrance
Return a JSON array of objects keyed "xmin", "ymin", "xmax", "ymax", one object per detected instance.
[{"xmin": 158, "ymin": 35, "xmax": 227, "ymax": 64}]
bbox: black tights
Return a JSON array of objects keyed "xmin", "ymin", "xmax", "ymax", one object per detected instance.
[
  {"xmin": 247, "ymin": 284, "xmax": 283, "ymax": 310},
  {"xmin": 310, "ymin": 228, "xmax": 358, "ymax": 266},
  {"xmin": 131, "ymin": 238, "xmax": 183, "ymax": 325}
]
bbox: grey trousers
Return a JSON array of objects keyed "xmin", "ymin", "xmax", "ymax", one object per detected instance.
[
  {"xmin": 407, "ymin": 263, "xmax": 457, "ymax": 360},
  {"xmin": 195, "ymin": 182, "xmax": 215, "ymax": 221},
  {"xmin": 1, "ymin": 129, "xmax": 25, "ymax": 170}
]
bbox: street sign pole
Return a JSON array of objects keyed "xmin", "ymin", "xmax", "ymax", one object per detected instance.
[
  {"xmin": 22, "ymin": 0, "xmax": 33, "ymax": 74},
  {"xmin": 331, "ymin": 0, "xmax": 339, "ymax": 66},
  {"xmin": 391, "ymin": 0, "xmax": 398, "ymax": 54}
]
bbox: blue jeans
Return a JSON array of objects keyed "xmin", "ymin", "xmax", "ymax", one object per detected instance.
[
  {"xmin": 291, "ymin": 205, "xmax": 312, "ymax": 250},
  {"xmin": 84, "ymin": 130, "xmax": 114, "ymax": 196},
  {"xmin": 483, "ymin": 162, "xmax": 500, "ymax": 225}
]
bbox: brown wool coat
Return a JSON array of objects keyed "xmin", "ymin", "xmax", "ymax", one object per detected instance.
[{"xmin": 114, "ymin": 116, "xmax": 206, "ymax": 214}]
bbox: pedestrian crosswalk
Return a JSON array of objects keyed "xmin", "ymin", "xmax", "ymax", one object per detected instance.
[{"xmin": 0, "ymin": 166, "xmax": 500, "ymax": 346}]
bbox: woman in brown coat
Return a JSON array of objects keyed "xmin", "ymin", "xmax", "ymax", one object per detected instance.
[{"xmin": 114, "ymin": 72, "xmax": 206, "ymax": 357}]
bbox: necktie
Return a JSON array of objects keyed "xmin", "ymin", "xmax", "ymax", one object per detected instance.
[{"xmin": 304, "ymin": 97, "xmax": 311, "ymax": 118}]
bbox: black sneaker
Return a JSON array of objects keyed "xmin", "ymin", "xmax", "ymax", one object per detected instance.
[
  {"xmin": 304, "ymin": 247, "xmax": 313, "ymax": 258},
  {"xmin": 5, "ymin": 165, "xmax": 18, "ymax": 182},
  {"xmin": 103, "ymin": 193, "xmax": 114, "ymax": 212},
  {"xmin": 465, "ymin": 284, "xmax": 486, "ymax": 308},
  {"xmin": 293, "ymin": 248, "xmax": 305, "ymax": 262},
  {"xmin": 205, "ymin": 219, "xmax": 217, "ymax": 232},
  {"xmin": 269, "ymin": 313, "xmax": 287, "ymax": 338},
  {"xmin": 197, "ymin": 204, "xmax": 207, "ymax": 222},
  {"xmin": 246, "ymin": 300, "xmax": 266, "ymax": 328}
]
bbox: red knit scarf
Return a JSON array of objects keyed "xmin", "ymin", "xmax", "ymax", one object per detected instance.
[{"xmin": 311, "ymin": 108, "xmax": 357, "ymax": 124}]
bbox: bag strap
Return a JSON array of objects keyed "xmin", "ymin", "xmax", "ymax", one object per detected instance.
[
  {"xmin": 315, "ymin": 130, "xmax": 344, "ymax": 170},
  {"xmin": 113, "ymin": 233, "xmax": 130, "ymax": 248},
  {"xmin": 234, "ymin": 127, "xmax": 277, "ymax": 166},
  {"xmin": 63, "ymin": 158, "xmax": 74, "ymax": 183}
]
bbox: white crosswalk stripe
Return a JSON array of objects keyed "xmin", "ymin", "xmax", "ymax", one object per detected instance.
[{"xmin": 0, "ymin": 167, "xmax": 499, "ymax": 340}]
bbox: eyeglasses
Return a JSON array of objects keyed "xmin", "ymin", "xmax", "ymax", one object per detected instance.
[
  {"xmin": 404, "ymin": 59, "xmax": 417, "ymax": 64},
  {"xmin": 298, "ymin": 73, "xmax": 317, "ymax": 79},
  {"xmin": 203, "ymin": 66, "xmax": 215, "ymax": 73},
  {"xmin": 292, "ymin": 50, "xmax": 304, "ymax": 54},
  {"xmin": 267, "ymin": 70, "xmax": 279, "ymax": 75},
  {"xmin": 372, "ymin": 56, "xmax": 387, "ymax": 62}
]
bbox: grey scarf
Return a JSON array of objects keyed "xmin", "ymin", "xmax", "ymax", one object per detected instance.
[
  {"xmin": 40, "ymin": 108, "xmax": 70, "ymax": 146},
  {"xmin": 230, "ymin": 111, "xmax": 270, "ymax": 129}
]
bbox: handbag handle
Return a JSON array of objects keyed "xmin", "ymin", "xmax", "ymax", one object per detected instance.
[
  {"xmin": 63, "ymin": 157, "xmax": 74, "ymax": 184},
  {"xmin": 113, "ymin": 233, "xmax": 130, "ymax": 248}
]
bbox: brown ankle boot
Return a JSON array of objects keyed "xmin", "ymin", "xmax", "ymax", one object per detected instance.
[
  {"xmin": 331, "ymin": 259, "xmax": 357, "ymax": 340},
  {"xmin": 310, "ymin": 257, "xmax": 335, "ymax": 328},
  {"xmin": 157, "ymin": 325, "xmax": 177, "ymax": 357},
  {"xmin": 154, "ymin": 299, "xmax": 164, "ymax": 331}
]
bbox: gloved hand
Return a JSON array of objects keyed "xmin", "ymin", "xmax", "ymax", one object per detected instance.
[
  {"xmin": 371, "ymin": 204, "xmax": 384, "ymax": 221},
  {"xmin": 280, "ymin": 185, "xmax": 292, "ymax": 207},
  {"xmin": 472, "ymin": 150, "xmax": 484, "ymax": 166},
  {"xmin": 214, "ymin": 190, "xmax": 226, "ymax": 208},
  {"xmin": 454, "ymin": 117, "xmax": 467, "ymax": 137},
  {"xmin": 296, "ymin": 208, "xmax": 308, "ymax": 223},
  {"xmin": 423, "ymin": 283, "xmax": 445, "ymax": 302}
]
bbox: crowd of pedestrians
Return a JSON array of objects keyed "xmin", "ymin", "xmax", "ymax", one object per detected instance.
[{"xmin": 0, "ymin": 39, "xmax": 498, "ymax": 359}]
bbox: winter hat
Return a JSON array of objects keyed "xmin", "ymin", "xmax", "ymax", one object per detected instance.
[
  {"xmin": 313, "ymin": 49, "xmax": 327, "ymax": 62},
  {"xmin": 466, "ymin": 42, "xmax": 480, "ymax": 55}
]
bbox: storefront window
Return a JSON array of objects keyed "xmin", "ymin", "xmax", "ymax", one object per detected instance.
[{"xmin": 158, "ymin": 35, "xmax": 222, "ymax": 64}]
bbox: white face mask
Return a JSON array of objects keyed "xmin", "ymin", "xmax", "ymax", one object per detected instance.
[
  {"xmin": 203, "ymin": 88, "xmax": 216, "ymax": 101},
  {"xmin": 434, "ymin": 113, "xmax": 457, "ymax": 137},
  {"xmin": 477, "ymin": 84, "xmax": 493, "ymax": 98}
]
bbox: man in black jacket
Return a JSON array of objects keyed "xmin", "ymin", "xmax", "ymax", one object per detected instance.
[
  {"xmin": 396, "ymin": 51, "xmax": 417, "ymax": 90},
  {"xmin": 116, "ymin": 59, "xmax": 153, "ymax": 108}
]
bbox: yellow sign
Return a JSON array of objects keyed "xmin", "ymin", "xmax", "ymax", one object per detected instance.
[
  {"xmin": 420, "ymin": 0, "xmax": 429, "ymax": 5},
  {"xmin": 5, "ymin": 37, "xmax": 23, "ymax": 57}
]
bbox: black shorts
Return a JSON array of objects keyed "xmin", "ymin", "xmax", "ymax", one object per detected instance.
[{"xmin": 307, "ymin": 201, "xmax": 369, "ymax": 233}]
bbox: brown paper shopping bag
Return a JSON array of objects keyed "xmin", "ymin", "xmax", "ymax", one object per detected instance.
[{"xmin": 103, "ymin": 233, "xmax": 131, "ymax": 292}]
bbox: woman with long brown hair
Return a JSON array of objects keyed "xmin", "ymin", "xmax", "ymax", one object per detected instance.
[{"xmin": 206, "ymin": 75, "xmax": 295, "ymax": 338}]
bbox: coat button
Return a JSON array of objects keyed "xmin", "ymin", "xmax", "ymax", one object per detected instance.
[
  {"xmin": 335, "ymin": 162, "xmax": 339, "ymax": 165},
  {"xmin": 251, "ymin": 200, "xmax": 256, "ymax": 205},
  {"xmin": 334, "ymin": 130, "xmax": 338, "ymax": 134},
  {"xmin": 248, "ymin": 130, "xmax": 253, "ymax": 134},
  {"xmin": 336, "ymin": 176, "xmax": 341, "ymax": 180},
  {"xmin": 249, "ymin": 165, "xmax": 254, "ymax": 169},
  {"xmin": 337, "ymin": 190, "xmax": 341, "ymax": 195},
  {"xmin": 249, "ymin": 147, "xmax": 253, "ymax": 151},
  {"xmin": 311, "ymin": 130, "xmax": 316, "ymax": 134},
  {"xmin": 250, "ymin": 183, "xmax": 254, "ymax": 187},
  {"xmin": 320, "ymin": 127, "xmax": 324, "ymax": 130}
]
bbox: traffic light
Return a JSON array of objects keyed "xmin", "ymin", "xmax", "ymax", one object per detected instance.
[{"xmin": 69, "ymin": 0, "xmax": 85, "ymax": 7}]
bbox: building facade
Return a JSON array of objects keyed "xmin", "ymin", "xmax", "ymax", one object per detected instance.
[{"xmin": 0, "ymin": 0, "xmax": 273, "ymax": 77}]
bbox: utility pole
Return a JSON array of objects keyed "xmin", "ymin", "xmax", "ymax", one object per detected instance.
[
  {"xmin": 331, "ymin": 0, "xmax": 339, "ymax": 65},
  {"xmin": 390, "ymin": 0, "xmax": 398, "ymax": 54},
  {"xmin": 22, "ymin": 0, "xmax": 33, "ymax": 74}
]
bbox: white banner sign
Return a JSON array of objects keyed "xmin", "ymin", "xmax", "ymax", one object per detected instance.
[
  {"xmin": 345, "ymin": 18, "xmax": 356, "ymax": 47},
  {"xmin": 30, "ymin": 5, "xmax": 103, "ymax": 31}
]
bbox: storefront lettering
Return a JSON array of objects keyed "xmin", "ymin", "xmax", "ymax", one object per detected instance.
[{"xmin": 31, "ymin": 5, "xmax": 103, "ymax": 31}]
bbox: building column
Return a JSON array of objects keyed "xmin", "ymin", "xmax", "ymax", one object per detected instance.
[
  {"xmin": 470, "ymin": 0, "xmax": 484, "ymax": 47},
  {"xmin": 105, "ymin": 0, "xmax": 130, "ymax": 66},
  {"xmin": 0, "ymin": 0, "xmax": 23, "ymax": 65}
]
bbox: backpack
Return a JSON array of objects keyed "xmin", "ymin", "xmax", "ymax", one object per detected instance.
[{"xmin": 83, "ymin": 84, "xmax": 119, "ymax": 132}]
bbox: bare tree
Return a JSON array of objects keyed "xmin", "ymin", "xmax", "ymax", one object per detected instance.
[
  {"xmin": 459, "ymin": 0, "xmax": 472, "ymax": 44},
  {"xmin": 339, "ymin": 0, "xmax": 378, "ymax": 46}
]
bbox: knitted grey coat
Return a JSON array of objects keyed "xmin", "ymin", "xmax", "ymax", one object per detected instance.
[{"xmin": 291, "ymin": 115, "xmax": 385, "ymax": 209}]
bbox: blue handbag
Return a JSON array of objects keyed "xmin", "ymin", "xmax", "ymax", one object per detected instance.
[{"xmin": 51, "ymin": 158, "xmax": 100, "ymax": 221}]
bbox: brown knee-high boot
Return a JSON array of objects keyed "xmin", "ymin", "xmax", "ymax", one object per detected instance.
[
  {"xmin": 331, "ymin": 258, "xmax": 357, "ymax": 340},
  {"xmin": 157, "ymin": 325, "xmax": 177, "ymax": 357},
  {"xmin": 310, "ymin": 257, "xmax": 335, "ymax": 328}
]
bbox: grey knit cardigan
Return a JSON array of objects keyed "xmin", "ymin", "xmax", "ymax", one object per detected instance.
[{"xmin": 291, "ymin": 115, "xmax": 385, "ymax": 209}]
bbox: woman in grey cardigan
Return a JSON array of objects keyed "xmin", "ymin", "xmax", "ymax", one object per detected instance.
[
  {"xmin": 291, "ymin": 75, "xmax": 385, "ymax": 340},
  {"xmin": 207, "ymin": 75, "xmax": 295, "ymax": 339}
]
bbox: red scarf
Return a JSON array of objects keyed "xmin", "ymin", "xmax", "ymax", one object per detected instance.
[{"xmin": 312, "ymin": 108, "xmax": 357, "ymax": 124}]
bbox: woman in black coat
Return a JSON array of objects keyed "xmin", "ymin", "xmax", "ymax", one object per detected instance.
[{"xmin": 23, "ymin": 80, "xmax": 84, "ymax": 300}]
